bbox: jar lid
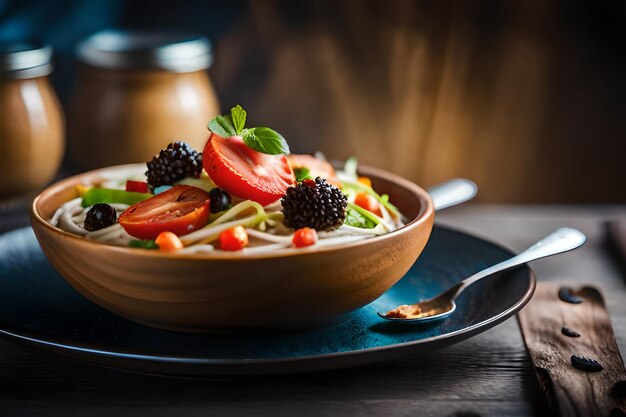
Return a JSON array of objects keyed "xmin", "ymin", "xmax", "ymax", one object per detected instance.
[
  {"xmin": 0, "ymin": 41, "xmax": 53, "ymax": 78},
  {"xmin": 77, "ymin": 30, "xmax": 213, "ymax": 72}
]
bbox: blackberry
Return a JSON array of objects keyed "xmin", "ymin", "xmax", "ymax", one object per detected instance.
[
  {"xmin": 281, "ymin": 177, "xmax": 347, "ymax": 231},
  {"xmin": 209, "ymin": 188, "xmax": 232, "ymax": 213},
  {"xmin": 146, "ymin": 141, "xmax": 203, "ymax": 190},
  {"xmin": 84, "ymin": 203, "xmax": 117, "ymax": 231}
]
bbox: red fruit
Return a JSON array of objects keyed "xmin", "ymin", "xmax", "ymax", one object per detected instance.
[
  {"xmin": 302, "ymin": 179, "xmax": 317, "ymax": 188},
  {"xmin": 354, "ymin": 193, "xmax": 382, "ymax": 217},
  {"xmin": 292, "ymin": 227, "xmax": 318, "ymax": 248},
  {"xmin": 219, "ymin": 226, "xmax": 249, "ymax": 251},
  {"xmin": 287, "ymin": 154, "xmax": 340, "ymax": 186},
  {"xmin": 203, "ymin": 133, "xmax": 295, "ymax": 206},
  {"xmin": 119, "ymin": 185, "xmax": 210, "ymax": 240},
  {"xmin": 155, "ymin": 231, "xmax": 184, "ymax": 252},
  {"xmin": 125, "ymin": 180, "xmax": 149, "ymax": 194}
]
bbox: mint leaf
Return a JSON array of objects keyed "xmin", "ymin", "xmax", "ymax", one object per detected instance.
[
  {"xmin": 207, "ymin": 105, "xmax": 292, "ymax": 155},
  {"xmin": 294, "ymin": 167, "xmax": 312, "ymax": 182},
  {"xmin": 345, "ymin": 209, "xmax": 376, "ymax": 229},
  {"xmin": 230, "ymin": 105, "xmax": 247, "ymax": 134},
  {"xmin": 208, "ymin": 115, "xmax": 236, "ymax": 137},
  {"xmin": 241, "ymin": 127, "xmax": 290, "ymax": 155}
]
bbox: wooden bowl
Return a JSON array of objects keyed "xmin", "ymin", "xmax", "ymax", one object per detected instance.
[{"xmin": 30, "ymin": 164, "xmax": 434, "ymax": 333}]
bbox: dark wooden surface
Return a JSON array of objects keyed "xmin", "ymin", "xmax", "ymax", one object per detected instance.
[
  {"xmin": 518, "ymin": 283, "xmax": 626, "ymax": 417},
  {"xmin": 0, "ymin": 205, "xmax": 625, "ymax": 416}
]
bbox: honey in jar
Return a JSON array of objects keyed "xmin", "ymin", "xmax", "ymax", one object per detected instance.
[
  {"xmin": 69, "ymin": 30, "xmax": 220, "ymax": 169},
  {"xmin": 0, "ymin": 41, "xmax": 64, "ymax": 198}
]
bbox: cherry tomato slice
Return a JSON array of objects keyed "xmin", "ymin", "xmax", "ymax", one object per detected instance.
[
  {"xmin": 155, "ymin": 231, "xmax": 184, "ymax": 252},
  {"xmin": 203, "ymin": 134, "xmax": 295, "ymax": 206},
  {"xmin": 354, "ymin": 193, "xmax": 383, "ymax": 217},
  {"xmin": 219, "ymin": 226, "xmax": 249, "ymax": 251},
  {"xmin": 287, "ymin": 154, "xmax": 340, "ymax": 187},
  {"xmin": 292, "ymin": 227, "xmax": 318, "ymax": 248},
  {"xmin": 119, "ymin": 185, "xmax": 210, "ymax": 240}
]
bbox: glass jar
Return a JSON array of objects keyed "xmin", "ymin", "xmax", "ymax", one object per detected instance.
[
  {"xmin": 0, "ymin": 42, "xmax": 64, "ymax": 198},
  {"xmin": 69, "ymin": 30, "xmax": 220, "ymax": 169}
]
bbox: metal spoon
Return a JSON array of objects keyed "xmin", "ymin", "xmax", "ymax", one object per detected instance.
[
  {"xmin": 428, "ymin": 178, "xmax": 478, "ymax": 211},
  {"xmin": 378, "ymin": 227, "xmax": 587, "ymax": 323}
]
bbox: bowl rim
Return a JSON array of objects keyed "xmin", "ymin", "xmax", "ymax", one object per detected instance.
[{"xmin": 30, "ymin": 163, "xmax": 434, "ymax": 261}]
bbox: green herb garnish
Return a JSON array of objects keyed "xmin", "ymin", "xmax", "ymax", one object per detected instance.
[
  {"xmin": 345, "ymin": 208, "xmax": 376, "ymax": 229},
  {"xmin": 128, "ymin": 239, "xmax": 159, "ymax": 250},
  {"xmin": 230, "ymin": 104, "xmax": 247, "ymax": 133},
  {"xmin": 294, "ymin": 167, "xmax": 312, "ymax": 182},
  {"xmin": 208, "ymin": 105, "xmax": 290, "ymax": 155},
  {"xmin": 347, "ymin": 202, "xmax": 384, "ymax": 227},
  {"xmin": 208, "ymin": 115, "xmax": 236, "ymax": 138}
]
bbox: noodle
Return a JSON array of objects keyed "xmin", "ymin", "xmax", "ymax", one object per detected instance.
[
  {"xmin": 52, "ymin": 198, "xmax": 134, "ymax": 245},
  {"xmin": 48, "ymin": 164, "xmax": 405, "ymax": 254}
]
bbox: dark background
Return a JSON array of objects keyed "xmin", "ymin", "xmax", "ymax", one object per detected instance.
[{"xmin": 1, "ymin": 0, "xmax": 624, "ymax": 203}]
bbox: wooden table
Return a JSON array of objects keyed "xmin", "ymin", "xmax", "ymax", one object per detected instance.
[{"xmin": 1, "ymin": 205, "xmax": 624, "ymax": 416}]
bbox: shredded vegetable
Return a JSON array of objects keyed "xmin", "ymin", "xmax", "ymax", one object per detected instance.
[{"xmin": 49, "ymin": 155, "xmax": 405, "ymax": 254}]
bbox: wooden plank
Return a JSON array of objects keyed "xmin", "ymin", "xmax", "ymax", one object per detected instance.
[{"xmin": 518, "ymin": 282, "xmax": 626, "ymax": 417}]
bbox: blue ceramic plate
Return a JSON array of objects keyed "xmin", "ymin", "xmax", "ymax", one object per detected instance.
[{"xmin": 0, "ymin": 226, "xmax": 535, "ymax": 376}]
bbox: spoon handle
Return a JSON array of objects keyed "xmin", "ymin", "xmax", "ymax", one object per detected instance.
[
  {"xmin": 453, "ymin": 228, "xmax": 587, "ymax": 298},
  {"xmin": 428, "ymin": 179, "xmax": 478, "ymax": 211}
]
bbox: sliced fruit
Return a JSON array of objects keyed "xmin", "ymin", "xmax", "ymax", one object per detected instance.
[
  {"xmin": 287, "ymin": 154, "xmax": 340, "ymax": 186},
  {"xmin": 203, "ymin": 134, "xmax": 295, "ymax": 206},
  {"xmin": 119, "ymin": 185, "xmax": 210, "ymax": 240}
]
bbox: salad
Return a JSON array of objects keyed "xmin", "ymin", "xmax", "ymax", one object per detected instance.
[{"xmin": 50, "ymin": 105, "xmax": 405, "ymax": 254}]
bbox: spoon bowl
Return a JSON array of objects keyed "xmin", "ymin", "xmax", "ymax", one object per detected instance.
[{"xmin": 377, "ymin": 300, "xmax": 457, "ymax": 323}]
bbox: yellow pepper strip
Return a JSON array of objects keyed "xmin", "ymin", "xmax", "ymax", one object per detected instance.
[
  {"xmin": 76, "ymin": 184, "xmax": 91, "ymax": 197},
  {"xmin": 357, "ymin": 176, "xmax": 372, "ymax": 188}
]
